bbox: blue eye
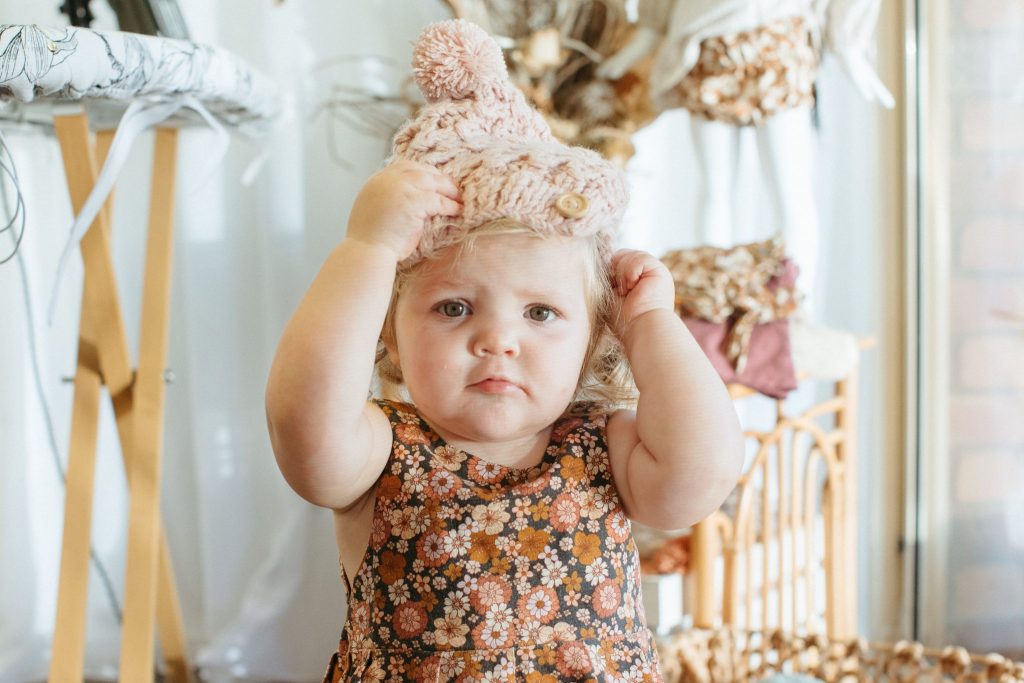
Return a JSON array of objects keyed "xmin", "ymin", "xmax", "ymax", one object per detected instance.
[
  {"xmin": 440, "ymin": 301, "xmax": 468, "ymax": 317},
  {"xmin": 527, "ymin": 306, "xmax": 555, "ymax": 322}
]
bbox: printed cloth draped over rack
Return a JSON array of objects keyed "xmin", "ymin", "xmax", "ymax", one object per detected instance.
[
  {"xmin": 637, "ymin": 0, "xmax": 894, "ymax": 120},
  {"xmin": 671, "ymin": 15, "xmax": 818, "ymax": 126},
  {"xmin": 661, "ymin": 237, "xmax": 799, "ymax": 397},
  {"xmin": 323, "ymin": 400, "xmax": 663, "ymax": 682}
]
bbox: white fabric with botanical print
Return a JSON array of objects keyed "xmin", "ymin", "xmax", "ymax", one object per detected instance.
[
  {"xmin": 0, "ymin": 23, "xmax": 276, "ymax": 127},
  {"xmin": 0, "ymin": 23, "xmax": 278, "ymax": 317}
]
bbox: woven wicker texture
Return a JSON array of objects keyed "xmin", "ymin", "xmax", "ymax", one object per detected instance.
[{"xmin": 658, "ymin": 629, "xmax": 1024, "ymax": 683}]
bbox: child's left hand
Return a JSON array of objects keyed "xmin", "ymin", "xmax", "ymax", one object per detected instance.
[{"xmin": 609, "ymin": 249, "xmax": 676, "ymax": 339}]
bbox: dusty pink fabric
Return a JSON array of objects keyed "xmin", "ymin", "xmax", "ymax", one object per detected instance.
[
  {"xmin": 390, "ymin": 19, "xmax": 629, "ymax": 265},
  {"xmin": 684, "ymin": 318, "xmax": 797, "ymax": 398}
]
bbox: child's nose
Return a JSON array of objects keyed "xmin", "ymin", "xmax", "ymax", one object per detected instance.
[{"xmin": 471, "ymin": 318, "xmax": 520, "ymax": 358}]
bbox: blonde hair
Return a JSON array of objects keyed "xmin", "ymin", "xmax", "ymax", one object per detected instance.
[{"xmin": 375, "ymin": 218, "xmax": 636, "ymax": 410}]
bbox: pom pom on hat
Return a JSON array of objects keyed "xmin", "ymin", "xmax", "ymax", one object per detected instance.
[
  {"xmin": 412, "ymin": 19, "xmax": 508, "ymax": 102},
  {"xmin": 392, "ymin": 19, "xmax": 629, "ymax": 266}
]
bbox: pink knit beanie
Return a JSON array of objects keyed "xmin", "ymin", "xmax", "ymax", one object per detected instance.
[{"xmin": 390, "ymin": 19, "xmax": 629, "ymax": 264}]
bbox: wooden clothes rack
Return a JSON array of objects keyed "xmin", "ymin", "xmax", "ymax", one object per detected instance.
[{"xmin": 47, "ymin": 110, "xmax": 194, "ymax": 683}]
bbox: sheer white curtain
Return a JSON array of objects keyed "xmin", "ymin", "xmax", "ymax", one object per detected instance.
[
  {"xmin": 0, "ymin": 1, "xmax": 449, "ymax": 681},
  {"xmin": 0, "ymin": 0, "xmax": 899, "ymax": 680}
]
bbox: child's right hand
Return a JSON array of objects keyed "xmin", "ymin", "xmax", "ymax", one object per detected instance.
[{"xmin": 346, "ymin": 160, "xmax": 463, "ymax": 261}]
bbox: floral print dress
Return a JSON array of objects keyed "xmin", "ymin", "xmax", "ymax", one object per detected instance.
[{"xmin": 323, "ymin": 399, "xmax": 663, "ymax": 683}]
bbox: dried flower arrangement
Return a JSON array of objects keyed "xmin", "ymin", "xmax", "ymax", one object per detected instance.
[
  {"xmin": 443, "ymin": 0, "xmax": 657, "ymax": 165},
  {"xmin": 311, "ymin": 2, "xmax": 657, "ymax": 167}
]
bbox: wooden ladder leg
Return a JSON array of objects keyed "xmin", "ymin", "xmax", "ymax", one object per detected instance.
[
  {"xmin": 47, "ymin": 320, "xmax": 102, "ymax": 683},
  {"xmin": 91, "ymin": 129, "xmax": 194, "ymax": 683},
  {"xmin": 118, "ymin": 127, "xmax": 179, "ymax": 683},
  {"xmin": 48, "ymin": 113, "xmax": 133, "ymax": 683},
  {"xmin": 49, "ymin": 115, "xmax": 192, "ymax": 682},
  {"xmin": 147, "ymin": 127, "xmax": 192, "ymax": 683}
]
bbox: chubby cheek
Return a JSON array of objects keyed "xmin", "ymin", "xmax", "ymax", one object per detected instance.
[
  {"xmin": 396, "ymin": 332, "xmax": 463, "ymax": 394},
  {"xmin": 533, "ymin": 336, "xmax": 590, "ymax": 398}
]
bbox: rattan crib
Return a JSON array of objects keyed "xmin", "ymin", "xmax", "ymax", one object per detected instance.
[{"xmin": 657, "ymin": 628, "xmax": 1024, "ymax": 683}]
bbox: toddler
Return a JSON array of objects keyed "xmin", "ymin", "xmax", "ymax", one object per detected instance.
[{"xmin": 265, "ymin": 19, "xmax": 744, "ymax": 682}]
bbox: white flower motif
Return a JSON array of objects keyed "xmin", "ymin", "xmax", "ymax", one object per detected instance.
[
  {"xmin": 540, "ymin": 561, "xmax": 566, "ymax": 588},
  {"xmin": 387, "ymin": 579, "xmax": 411, "ymax": 605},
  {"xmin": 472, "ymin": 502, "xmax": 511, "ymax": 535},
  {"xmin": 585, "ymin": 557, "xmax": 609, "ymax": 585},
  {"xmin": 483, "ymin": 604, "xmax": 514, "ymax": 632},
  {"xmin": 444, "ymin": 591, "xmax": 471, "ymax": 618}
]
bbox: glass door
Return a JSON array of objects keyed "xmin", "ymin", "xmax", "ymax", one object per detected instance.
[{"xmin": 912, "ymin": 0, "xmax": 1024, "ymax": 656}]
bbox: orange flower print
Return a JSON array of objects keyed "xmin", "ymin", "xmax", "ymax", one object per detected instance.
[
  {"xmin": 432, "ymin": 614, "xmax": 469, "ymax": 648},
  {"xmin": 551, "ymin": 417, "xmax": 583, "ymax": 443},
  {"xmin": 349, "ymin": 602, "xmax": 370, "ymax": 632},
  {"xmin": 427, "ymin": 469, "xmax": 461, "ymax": 499},
  {"xmin": 555, "ymin": 641, "xmax": 593, "ymax": 677},
  {"xmin": 518, "ymin": 471, "xmax": 550, "ymax": 495},
  {"xmin": 442, "ymin": 526, "xmax": 472, "ymax": 558},
  {"xmin": 363, "ymin": 660, "xmax": 386, "ymax": 681},
  {"xmin": 521, "ymin": 621, "xmax": 556, "ymax": 646},
  {"xmin": 559, "ymin": 454, "xmax": 586, "ymax": 481},
  {"xmin": 432, "ymin": 444, "xmax": 465, "ymax": 471},
  {"xmin": 572, "ymin": 531, "xmax": 602, "ymax": 565},
  {"xmin": 525, "ymin": 673, "xmax": 557, "ymax": 683},
  {"xmin": 376, "ymin": 473, "xmax": 402, "ymax": 501},
  {"xmin": 417, "ymin": 531, "xmax": 451, "ymax": 567},
  {"xmin": 468, "ymin": 458, "xmax": 504, "ymax": 484},
  {"xmin": 471, "ymin": 604, "xmax": 515, "ymax": 649},
  {"xmin": 489, "ymin": 555, "xmax": 511, "ymax": 575},
  {"xmin": 518, "ymin": 585, "xmax": 559, "ymax": 623},
  {"xmin": 393, "ymin": 601, "xmax": 428, "ymax": 639},
  {"xmin": 470, "ymin": 574, "xmax": 511, "ymax": 611},
  {"xmin": 548, "ymin": 492, "xmax": 580, "ymax": 532},
  {"xmin": 605, "ymin": 510, "xmax": 631, "ymax": 544},
  {"xmin": 471, "ymin": 503, "xmax": 510, "ymax": 535},
  {"xmin": 437, "ymin": 653, "xmax": 466, "ymax": 679},
  {"xmin": 390, "ymin": 505, "xmax": 427, "ymax": 540},
  {"xmin": 402, "ymin": 465, "xmax": 429, "ymax": 496},
  {"xmin": 580, "ymin": 488, "xmax": 609, "ymax": 519},
  {"xmin": 418, "ymin": 653, "xmax": 441, "ymax": 681},
  {"xmin": 325, "ymin": 401, "xmax": 660, "ymax": 681},
  {"xmin": 443, "ymin": 563, "xmax": 464, "ymax": 581},
  {"xmin": 422, "ymin": 590, "xmax": 440, "ymax": 614},
  {"xmin": 369, "ymin": 515, "xmax": 391, "ymax": 549},
  {"xmin": 517, "ymin": 527, "xmax": 550, "ymax": 560},
  {"xmin": 592, "ymin": 579, "xmax": 621, "ymax": 618},
  {"xmin": 378, "ymin": 550, "xmax": 406, "ymax": 585},
  {"xmin": 395, "ymin": 422, "xmax": 430, "ymax": 445},
  {"xmin": 468, "ymin": 532, "xmax": 499, "ymax": 564}
]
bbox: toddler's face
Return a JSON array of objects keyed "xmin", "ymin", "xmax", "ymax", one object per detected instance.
[{"xmin": 390, "ymin": 233, "xmax": 593, "ymax": 446}]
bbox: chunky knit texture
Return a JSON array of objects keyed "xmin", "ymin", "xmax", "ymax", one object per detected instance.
[{"xmin": 390, "ymin": 19, "xmax": 629, "ymax": 264}]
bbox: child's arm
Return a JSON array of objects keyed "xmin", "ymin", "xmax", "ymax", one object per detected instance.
[
  {"xmin": 265, "ymin": 161, "xmax": 462, "ymax": 509},
  {"xmin": 605, "ymin": 249, "xmax": 745, "ymax": 530}
]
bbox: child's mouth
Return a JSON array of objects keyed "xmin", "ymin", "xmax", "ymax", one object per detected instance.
[{"xmin": 470, "ymin": 378, "xmax": 520, "ymax": 394}]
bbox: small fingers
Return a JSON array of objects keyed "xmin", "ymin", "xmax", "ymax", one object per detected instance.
[
  {"xmin": 397, "ymin": 162, "xmax": 462, "ymax": 201},
  {"xmin": 611, "ymin": 249, "xmax": 651, "ymax": 295},
  {"xmin": 437, "ymin": 195, "xmax": 463, "ymax": 217}
]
